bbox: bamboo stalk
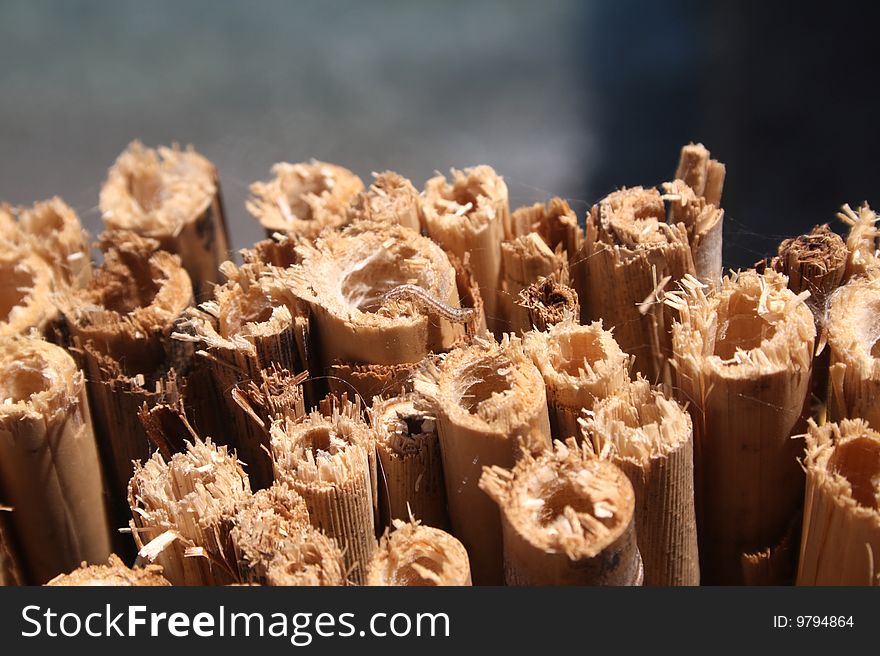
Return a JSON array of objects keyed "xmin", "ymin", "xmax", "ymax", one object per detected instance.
[
  {"xmin": 837, "ymin": 202, "xmax": 879, "ymax": 279},
  {"xmin": 128, "ymin": 438, "xmax": 251, "ymax": 586},
  {"xmin": 827, "ymin": 270, "xmax": 880, "ymax": 429},
  {"xmin": 797, "ymin": 419, "xmax": 880, "ymax": 585},
  {"xmin": 366, "ymin": 519, "xmax": 471, "ymax": 586},
  {"xmin": 517, "ymin": 276, "xmax": 580, "ymax": 332},
  {"xmin": 100, "ymin": 141, "xmax": 230, "ymax": 300},
  {"xmin": 0, "ymin": 244, "xmax": 56, "ymax": 337},
  {"xmin": 523, "ymin": 318, "xmax": 630, "ymax": 440},
  {"xmin": 55, "ymin": 232, "xmax": 194, "ymax": 528},
  {"xmin": 175, "ymin": 260, "xmax": 312, "ymax": 488},
  {"xmin": 501, "ymin": 232, "xmax": 565, "ymax": 334},
  {"xmin": 668, "ymin": 142, "xmax": 725, "ymax": 286},
  {"xmin": 667, "ymin": 269, "xmax": 815, "ymax": 584},
  {"xmin": 413, "ymin": 336, "xmax": 552, "ymax": 584},
  {"xmin": 580, "ymin": 377, "xmax": 699, "ymax": 585},
  {"xmin": 422, "ymin": 166, "xmax": 509, "ymax": 336},
  {"xmin": 247, "ymin": 160, "xmax": 364, "ymax": 240},
  {"xmin": 579, "ymin": 186, "xmax": 696, "ymax": 383},
  {"xmin": 0, "ymin": 337, "xmax": 112, "ymax": 583},
  {"xmin": 348, "ymin": 171, "xmax": 422, "ymax": 232},
  {"xmin": 270, "ymin": 398, "xmax": 378, "ymax": 584},
  {"xmin": 288, "ymin": 220, "xmax": 467, "ymax": 368},
  {"xmin": 370, "ymin": 394, "xmax": 449, "ymax": 530},
  {"xmin": 46, "ymin": 554, "xmax": 171, "ymax": 586},
  {"xmin": 3, "ymin": 197, "xmax": 91, "ymax": 288},
  {"xmin": 231, "ymin": 482, "xmax": 346, "ymax": 586},
  {"xmin": 480, "ymin": 439, "xmax": 642, "ymax": 586}
]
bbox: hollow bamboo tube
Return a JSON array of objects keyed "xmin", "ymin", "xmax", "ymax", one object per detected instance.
[
  {"xmin": 413, "ymin": 336, "xmax": 552, "ymax": 584},
  {"xmin": 100, "ymin": 141, "xmax": 230, "ymax": 300},
  {"xmin": 370, "ymin": 394, "xmax": 449, "ymax": 530},
  {"xmin": 248, "ymin": 160, "xmax": 364, "ymax": 240},
  {"xmin": 580, "ymin": 186, "xmax": 696, "ymax": 383},
  {"xmin": 0, "ymin": 337, "xmax": 112, "ymax": 584},
  {"xmin": 797, "ymin": 419, "xmax": 880, "ymax": 585},
  {"xmin": 826, "ymin": 270, "xmax": 880, "ymax": 429},
  {"xmin": 55, "ymin": 232, "xmax": 193, "ymax": 525},
  {"xmin": 523, "ymin": 318, "xmax": 630, "ymax": 441},
  {"xmin": 366, "ymin": 519, "xmax": 471, "ymax": 586},
  {"xmin": 517, "ymin": 276, "xmax": 580, "ymax": 332},
  {"xmin": 0, "ymin": 244, "xmax": 56, "ymax": 338},
  {"xmin": 501, "ymin": 232, "xmax": 565, "ymax": 334},
  {"xmin": 580, "ymin": 377, "xmax": 699, "ymax": 585},
  {"xmin": 838, "ymin": 202, "xmax": 879, "ymax": 279},
  {"xmin": 2, "ymin": 197, "xmax": 91, "ymax": 288},
  {"xmin": 422, "ymin": 166, "xmax": 509, "ymax": 336},
  {"xmin": 128, "ymin": 438, "xmax": 251, "ymax": 586},
  {"xmin": 348, "ymin": 171, "xmax": 422, "ymax": 233},
  {"xmin": 270, "ymin": 399, "xmax": 378, "ymax": 584},
  {"xmin": 667, "ymin": 270, "xmax": 815, "ymax": 584},
  {"xmin": 231, "ymin": 482, "xmax": 346, "ymax": 586},
  {"xmin": 480, "ymin": 439, "xmax": 641, "ymax": 586},
  {"xmin": 510, "ymin": 197, "xmax": 583, "ymax": 255},
  {"xmin": 288, "ymin": 220, "xmax": 466, "ymax": 368},
  {"xmin": 175, "ymin": 260, "xmax": 312, "ymax": 488},
  {"xmin": 46, "ymin": 554, "xmax": 171, "ymax": 586}
]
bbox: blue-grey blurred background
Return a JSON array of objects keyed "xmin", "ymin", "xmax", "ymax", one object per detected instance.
[{"xmin": 0, "ymin": 1, "xmax": 876, "ymax": 267}]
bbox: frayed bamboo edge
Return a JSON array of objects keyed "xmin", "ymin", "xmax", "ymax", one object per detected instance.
[
  {"xmin": 422, "ymin": 166, "xmax": 509, "ymax": 336},
  {"xmin": 100, "ymin": 141, "xmax": 230, "ymax": 300},
  {"xmin": 0, "ymin": 337, "xmax": 112, "ymax": 584},
  {"xmin": 270, "ymin": 397, "xmax": 378, "ymax": 584},
  {"xmin": 667, "ymin": 269, "xmax": 815, "ymax": 584},
  {"xmin": 128, "ymin": 438, "xmax": 251, "ymax": 586},
  {"xmin": 367, "ymin": 518, "xmax": 470, "ymax": 586},
  {"xmin": 797, "ymin": 419, "xmax": 879, "ymax": 585},
  {"xmin": 370, "ymin": 394, "xmax": 449, "ymax": 530},
  {"xmin": 348, "ymin": 171, "xmax": 421, "ymax": 233},
  {"xmin": 517, "ymin": 276, "xmax": 580, "ymax": 332},
  {"xmin": 46, "ymin": 554, "xmax": 171, "ymax": 586},
  {"xmin": 523, "ymin": 318, "xmax": 630, "ymax": 440},
  {"xmin": 413, "ymin": 336, "xmax": 552, "ymax": 584},
  {"xmin": 247, "ymin": 160, "xmax": 363, "ymax": 240},
  {"xmin": 580, "ymin": 377, "xmax": 699, "ymax": 585},
  {"xmin": 480, "ymin": 439, "xmax": 641, "ymax": 586}
]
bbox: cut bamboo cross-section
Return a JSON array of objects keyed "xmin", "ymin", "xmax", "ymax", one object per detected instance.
[
  {"xmin": 797, "ymin": 419, "xmax": 880, "ymax": 585},
  {"xmin": 46, "ymin": 554, "xmax": 171, "ymax": 586},
  {"xmin": 366, "ymin": 519, "xmax": 471, "ymax": 586},
  {"xmin": 524, "ymin": 318, "xmax": 630, "ymax": 440},
  {"xmin": 56, "ymin": 232, "xmax": 194, "ymax": 526},
  {"xmin": 370, "ymin": 393, "xmax": 449, "ymax": 530},
  {"xmin": 348, "ymin": 171, "xmax": 422, "ymax": 233},
  {"xmin": 0, "ymin": 244, "xmax": 55, "ymax": 338},
  {"xmin": 501, "ymin": 232, "xmax": 565, "ymax": 334},
  {"xmin": 2, "ymin": 197, "xmax": 91, "ymax": 289},
  {"xmin": 667, "ymin": 269, "xmax": 815, "ymax": 584},
  {"xmin": 128, "ymin": 438, "xmax": 251, "ymax": 586},
  {"xmin": 0, "ymin": 337, "xmax": 112, "ymax": 584},
  {"xmin": 248, "ymin": 160, "xmax": 364, "ymax": 240},
  {"xmin": 175, "ymin": 259, "xmax": 312, "ymax": 487},
  {"xmin": 413, "ymin": 336, "xmax": 552, "ymax": 584},
  {"xmin": 826, "ymin": 270, "xmax": 880, "ymax": 429},
  {"xmin": 668, "ymin": 142, "xmax": 726, "ymax": 286},
  {"xmin": 480, "ymin": 439, "xmax": 642, "ymax": 586},
  {"xmin": 270, "ymin": 398, "xmax": 378, "ymax": 585},
  {"xmin": 100, "ymin": 141, "xmax": 230, "ymax": 300},
  {"xmin": 422, "ymin": 166, "xmax": 510, "ymax": 336},
  {"xmin": 231, "ymin": 482, "xmax": 345, "ymax": 586},
  {"xmin": 580, "ymin": 186, "xmax": 696, "ymax": 384},
  {"xmin": 580, "ymin": 377, "xmax": 699, "ymax": 586},
  {"xmin": 517, "ymin": 276, "xmax": 580, "ymax": 332}
]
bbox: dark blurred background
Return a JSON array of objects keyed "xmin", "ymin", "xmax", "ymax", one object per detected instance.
[{"xmin": 0, "ymin": 1, "xmax": 877, "ymax": 267}]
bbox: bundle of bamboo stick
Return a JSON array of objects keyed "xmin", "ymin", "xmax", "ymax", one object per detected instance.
[{"xmin": 2, "ymin": 139, "xmax": 878, "ymax": 588}]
